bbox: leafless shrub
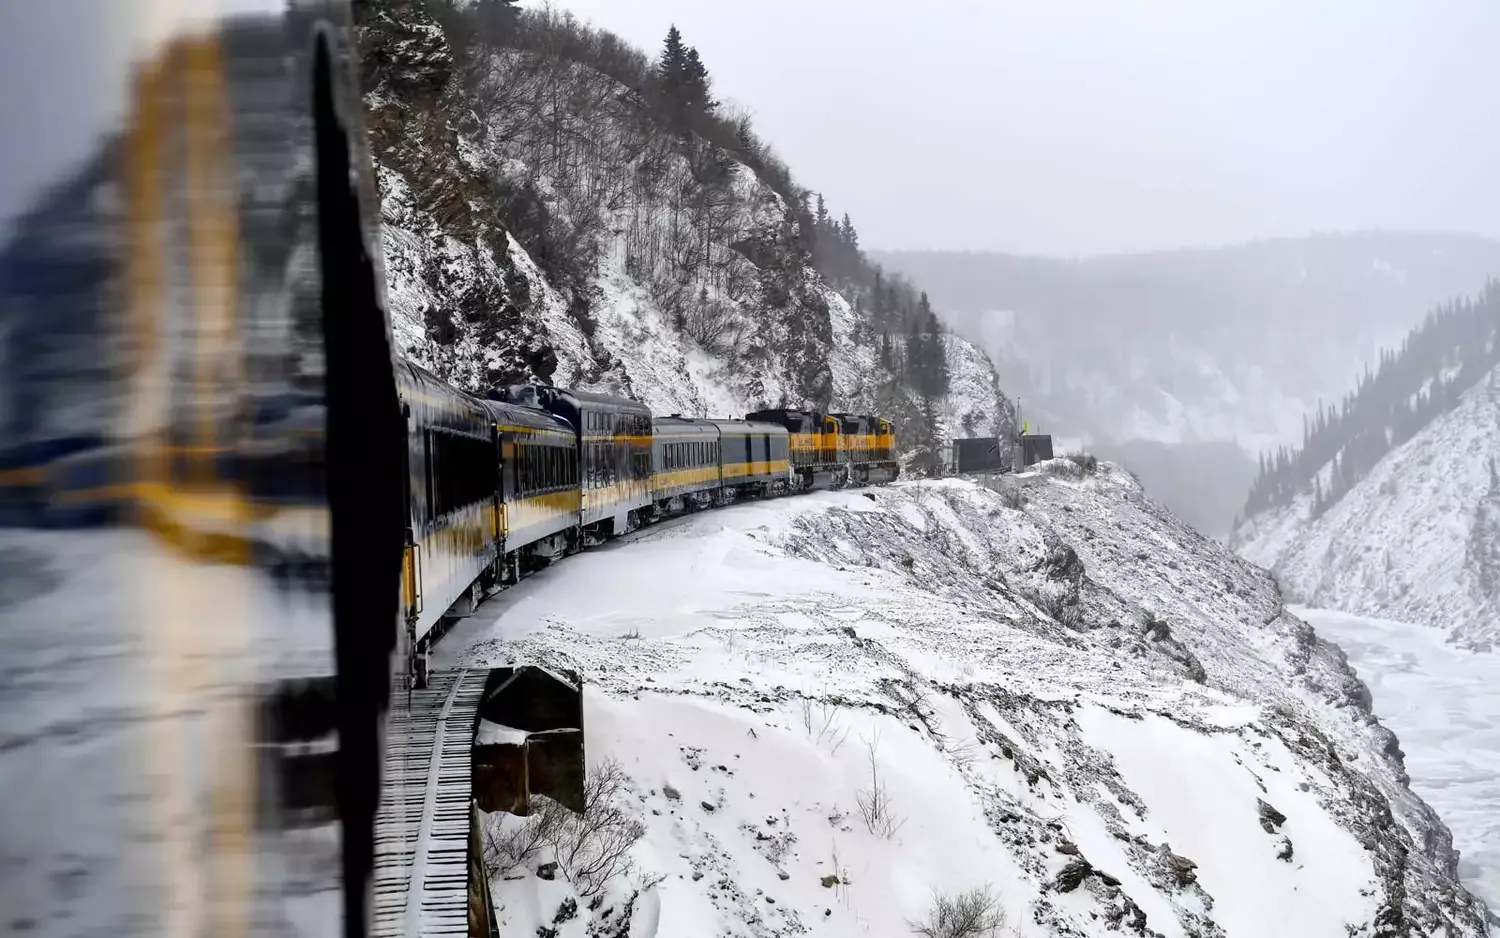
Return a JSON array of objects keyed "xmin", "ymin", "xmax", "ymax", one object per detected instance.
[
  {"xmin": 483, "ymin": 799, "xmax": 561, "ymax": 872},
  {"xmin": 879, "ymin": 677, "xmax": 939, "ymax": 739},
  {"xmin": 909, "ymin": 885, "xmax": 1011, "ymax": 938},
  {"xmin": 997, "ymin": 485, "xmax": 1026, "ymax": 509},
  {"xmin": 1064, "ymin": 453, "xmax": 1099, "ymax": 474},
  {"xmin": 482, "ymin": 757, "xmax": 644, "ymax": 898},
  {"xmin": 855, "ymin": 734, "xmax": 906, "ymax": 840},
  {"xmin": 547, "ymin": 758, "xmax": 645, "ymax": 896},
  {"xmin": 681, "ymin": 287, "xmax": 742, "ymax": 357},
  {"xmin": 798, "ymin": 692, "xmax": 851, "ymax": 754},
  {"xmin": 826, "ymin": 839, "xmax": 854, "ymax": 908}
]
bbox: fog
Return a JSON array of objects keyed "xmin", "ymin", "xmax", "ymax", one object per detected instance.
[{"xmin": 547, "ymin": 0, "xmax": 1500, "ymax": 255}]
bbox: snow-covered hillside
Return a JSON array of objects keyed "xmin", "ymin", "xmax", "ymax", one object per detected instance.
[
  {"xmin": 357, "ymin": 2, "xmax": 1011, "ymax": 462},
  {"xmin": 437, "ymin": 465, "xmax": 1490, "ymax": 937},
  {"xmin": 1235, "ymin": 365, "xmax": 1500, "ymax": 650}
]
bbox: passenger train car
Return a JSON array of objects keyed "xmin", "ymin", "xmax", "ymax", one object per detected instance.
[
  {"xmin": 492, "ymin": 385, "xmax": 653, "ymax": 540},
  {"xmin": 392, "ymin": 376, "xmax": 899, "ymax": 676}
]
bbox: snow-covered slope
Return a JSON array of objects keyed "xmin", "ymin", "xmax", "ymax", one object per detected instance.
[
  {"xmin": 1235, "ymin": 366, "xmax": 1500, "ymax": 650},
  {"xmin": 437, "ymin": 466, "xmax": 1490, "ymax": 937}
]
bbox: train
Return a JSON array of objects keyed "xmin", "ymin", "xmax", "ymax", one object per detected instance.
[{"xmin": 397, "ymin": 361, "xmax": 899, "ymax": 679}]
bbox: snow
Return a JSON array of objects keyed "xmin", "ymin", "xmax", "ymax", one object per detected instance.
[
  {"xmin": 437, "ymin": 471, "xmax": 1490, "ymax": 936},
  {"xmin": 1075, "ymin": 708, "xmax": 1378, "ymax": 937},
  {"xmin": 1237, "ymin": 364, "xmax": 1500, "ymax": 648},
  {"xmin": 1296, "ymin": 605, "xmax": 1500, "ymax": 915},
  {"xmin": 477, "ymin": 719, "xmax": 533, "ymax": 747}
]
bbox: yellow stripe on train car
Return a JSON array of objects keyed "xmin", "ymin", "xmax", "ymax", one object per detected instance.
[
  {"xmin": 722, "ymin": 460, "xmax": 791, "ymax": 479},
  {"xmin": 581, "ymin": 434, "xmax": 655, "ymax": 445},
  {"xmin": 495, "ymin": 424, "xmax": 574, "ymax": 440},
  {"xmin": 650, "ymin": 465, "xmax": 719, "ymax": 493},
  {"xmin": 504, "ymin": 490, "xmax": 581, "ymax": 535},
  {"xmin": 0, "ymin": 466, "xmax": 47, "ymax": 487}
]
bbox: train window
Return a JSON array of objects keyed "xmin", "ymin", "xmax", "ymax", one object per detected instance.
[{"xmin": 423, "ymin": 430, "xmax": 435, "ymax": 515}]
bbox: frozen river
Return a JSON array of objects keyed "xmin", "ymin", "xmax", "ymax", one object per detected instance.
[{"xmin": 1296, "ymin": 606, "xmax": 1500, "ymax": 922}]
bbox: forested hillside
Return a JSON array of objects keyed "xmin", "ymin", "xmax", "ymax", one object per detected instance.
[
  {"xmin": 1238, "ymin": 282, "xmax": 1500, "ymax": 522},
  {"xmin": 353, "ymin": 0, "xmax": 1011, "ymax": 467}
]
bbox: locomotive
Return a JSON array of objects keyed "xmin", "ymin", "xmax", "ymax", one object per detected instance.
[{"xmin": 397, "ymin": 361, "xmax": 900, "ymax": 677}]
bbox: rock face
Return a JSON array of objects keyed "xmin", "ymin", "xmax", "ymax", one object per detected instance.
[
  {"xmin": 1235, "ymin": 364, "xmax": 1500, "ymax": 650},
  {"xmin": 351, "ymin": 1, "xmax": 1013, "ymax": 458},
  {"xmin": 454, "ymin": 462, "xmax": 1490, "ymax": 937}
]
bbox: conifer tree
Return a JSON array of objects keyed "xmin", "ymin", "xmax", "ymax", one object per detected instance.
[
  {"xmin": 683, "ymin": 46, "xmax": 716, "ymax": 113},
  {"xmin": 658, "ymin": 25, "xmax": 687, "ymax": 92}
]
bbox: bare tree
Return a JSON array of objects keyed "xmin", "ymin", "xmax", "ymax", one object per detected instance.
[
  {"xmin": 909, "ymin": 885, "xmax": 1011, "ymax": 938},
  {"xmin": 855, "ymin": 733, "xmax": 906, "ymax": 840},
  {"xmin": 480, "ymin": 757, "xmax": 644, "ymax": 898}
]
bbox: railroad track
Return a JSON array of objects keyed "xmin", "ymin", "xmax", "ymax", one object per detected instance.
[{"xmin": 373, "ymin": 668, "xmax": 488, "ymax": 938}]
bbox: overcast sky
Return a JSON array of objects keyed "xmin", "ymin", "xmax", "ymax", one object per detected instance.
[{"xmin": 544, "ymin": 0, "xmax": 1500, "ymax": 256}]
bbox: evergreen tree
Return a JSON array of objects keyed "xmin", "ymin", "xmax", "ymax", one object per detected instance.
[
  {"xmin": 682, "ymin": 46, "xmax": 716, "ymax": 113},
  {"xmin": 1241, "ymin": 279, "xmax": 1500, "ymax": 523},
  {"xmin": 658, "ymin": 25, "xmax": 687, "ymax": 92}
]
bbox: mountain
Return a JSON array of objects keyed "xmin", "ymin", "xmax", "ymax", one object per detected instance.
[
  {"xmin": 354, "ymin": 1, "xmax": 1013, "ymax": 470},
  {"xmin": 873, "ymin": 236, "xmax": 1500, "ymax": 533},
  {"xmin": 1231, "ymin": 281, "xmax": 1500, "ymax": 650},
  {"xmin": 1235, "ymin": 364, "xmax": 1500, "ymax": 652},
  {"xmin": 436, "ymin": 463, "xmax": 1492, "ymax": 936}
]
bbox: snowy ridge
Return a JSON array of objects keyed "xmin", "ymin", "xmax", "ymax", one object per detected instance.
[
  {"xmin": 1235, "ymin": 365, "xmax": 1500, "ymax": 650},
  {"xmin": 438, "ymin": 465, "xmax": 1489, "ymax": 936}
]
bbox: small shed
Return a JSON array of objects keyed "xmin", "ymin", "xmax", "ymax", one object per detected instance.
[
  {"xmin": 472, "ymin": 666, "xmax": 585, "ymax": 815},
  {"xmin": 951, "ymin": 437, "xmax": 1010, "ymax": 474},
  {"xmin": 1020, "ymin": 434, "xmax": 1054, "ymax": 467}
]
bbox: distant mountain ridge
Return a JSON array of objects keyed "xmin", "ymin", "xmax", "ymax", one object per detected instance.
[
  {"xmin": 875, "ymin": 232, "xmax": 1500, "ymax": 451},
  {"xmin": 874, "ymin": 234, "xmax": 1500, "ymax": 536}
]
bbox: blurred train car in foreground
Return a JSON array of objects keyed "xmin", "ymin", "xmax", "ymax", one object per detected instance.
[{"xmin": 0, "ymin": 4, "xmax": 404, "ymax": 937}]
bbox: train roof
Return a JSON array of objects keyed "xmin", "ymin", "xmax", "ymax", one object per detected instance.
[
  {"xmin": 490, "ymin": 383, "xmax": 650, "ymax": 416},
  {"xmin": 830, "ymin": 412, "xmax": 889, "ymax": 427},
  {"xmin": 398, "ymin": 360, "xmax": 491, "ymax": 425},
  {"xmin": 652, "ymin": 416, "xmax": 719, "ymax": 437},
  {"xmin": 745, "ymin": 407, "xmax": 828, "ymax": 420},
  {"xmin": 708, "ymin": 419, "xmax": 789, "ymax": 437},
  {"xmin": 480, "ymin": 398, "xmax": 575, "ymax": 435}
]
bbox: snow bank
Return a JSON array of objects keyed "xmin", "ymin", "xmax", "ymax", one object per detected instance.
[{"xmin": 440, "ymin": 471, "xmax": 1490, "ymax": 936}]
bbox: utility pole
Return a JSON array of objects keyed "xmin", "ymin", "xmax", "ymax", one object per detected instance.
[{"xmin": 1013, "ymin": 396, "xmax": 1023, "ymax": 471}]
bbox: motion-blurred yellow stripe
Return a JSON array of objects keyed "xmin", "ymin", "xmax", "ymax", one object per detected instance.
[{"xmin": 127, "ymin": 32, "xmax": 256, "ymax": 938}]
